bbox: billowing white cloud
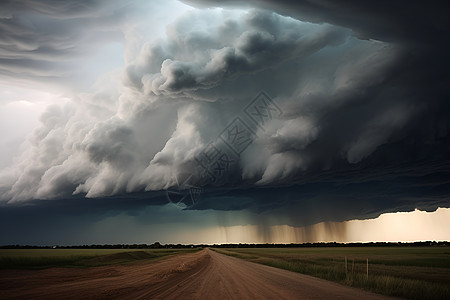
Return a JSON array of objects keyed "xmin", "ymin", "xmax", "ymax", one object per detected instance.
[
  {"xmin": 126, "ymin": 8, "xmax": 349, "ymax": 99},
  {"xmin": 0, "ymin": 2, "xmax": 430, "ymax": 208}
]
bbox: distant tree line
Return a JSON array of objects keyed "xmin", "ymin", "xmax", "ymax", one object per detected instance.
[
  {"xmin": 210, "ymin": 241, "xmax": 450, "ymax": 248},
  {"xmin": 0, "ymin": 242, "xmax": 198, "ymax": 249},
  {"xmin": 1, "ymin": 241, "xmax": 448, "ymax": 249}
]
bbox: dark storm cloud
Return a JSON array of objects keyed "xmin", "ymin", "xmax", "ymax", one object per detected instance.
[
  {"xmin": 182, "ymin": 0, "xmax": 450, "ymax": 43},
  {"xmin": 144, "ymin": 0, "xmax": 449, "ymax": 222},
  {"xmin": 1, "ymin": 0, "xmax": 449, "ymax": 234},
  {"xmin": 1, "ymin": 156, "xmax": 448, "ymax": 245},
  {"xmin": 0, "ymin": 191, "xmax": 172, "ymax": 245},
  {"xmin": 193, "ymin": 158, "xmax": 450, "ymax": 226}
]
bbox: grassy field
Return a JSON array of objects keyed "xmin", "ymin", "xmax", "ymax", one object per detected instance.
[
  {"xmin": 213, "ymin": 247, "xmax": 450, "ymax": 300},
  {"xmin": 0, "ymin": 248, "xmax": 200, "ymax": 270}
]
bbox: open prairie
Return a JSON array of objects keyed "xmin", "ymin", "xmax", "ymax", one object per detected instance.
[
  {"xmin": 0, "ymin": 248, "xmax": 199, "ymax": 269},
  {"xmin": 214, "ymin": 247, "xmax": 450, "ymax": 300},
  {"xmin": 0, "ymin": 248, "xmax": 397, "ymax": 300}
]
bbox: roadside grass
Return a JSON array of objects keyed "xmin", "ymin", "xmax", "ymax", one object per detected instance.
[
  {"xmin": 213, "ymin": 247, "xmax": 450, "ymax": 300},
  {"xmin": 0, "ymin": 248, "xmax": 201, "ymax": 270}
]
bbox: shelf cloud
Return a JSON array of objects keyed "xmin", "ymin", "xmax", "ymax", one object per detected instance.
[{"xmin": 0, "ymin": 0, "xmax": 449, "ymax": 243}]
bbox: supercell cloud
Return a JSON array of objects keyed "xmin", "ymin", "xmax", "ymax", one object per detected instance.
[{"xmin": 0, "ymin": 0, "xmax": 449, "ymax": 243}]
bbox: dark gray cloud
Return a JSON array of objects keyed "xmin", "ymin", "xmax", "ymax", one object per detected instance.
[
  {"xmin": 195, "ymin": 157, "xmax": 450, "ymax": 225},
  {"xmin": 0, "ymin": 0, "xmax": 188, "ymax": 92},
  {"xmin": 137, "ymin": 0, "xmax": 449, "ymax": 222},
  {"xmin": 1, "ymin": 156, "xmax": 448, "ymax": 245},
  {"xmin": 0, "ymin": 0, "xmax": 449, "ymax": 244},
  {"xmin": 182, "ymin": 0, "xmax": 450, "ymax": 43},
  {"xmin": 0, "ymin": 0, "xmax": 128, "ymax": 89}
]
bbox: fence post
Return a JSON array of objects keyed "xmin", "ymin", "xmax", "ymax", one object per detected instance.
[
  {"xmin": 345, "ymin": 256, "xmax": 348, "ymax": 277},
  {"xmin": 366, "ymin": 258, "xmax": 369, "ymax": 279}
]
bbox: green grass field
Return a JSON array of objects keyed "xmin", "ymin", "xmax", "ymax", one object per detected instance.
[
  {"xmin": 213, "ymin": 247, "xmax": 450, "ymax": 300},
  {"xmin": 0, "ymin": 248, "xmax": 200, "ymax": 270}
]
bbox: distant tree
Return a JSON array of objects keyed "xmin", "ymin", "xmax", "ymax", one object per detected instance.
[{"xmin": 150, "ymin": 242, "xmax": 162, "ymax": 248}]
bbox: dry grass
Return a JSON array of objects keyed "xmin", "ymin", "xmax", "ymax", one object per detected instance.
[
  {"xmin": 0, "ymin": 248, "xmax": 200, "ymax": 269},
  {"xmin": 213, "ymin": 247, "xmax": 450, "ymax": 300}
]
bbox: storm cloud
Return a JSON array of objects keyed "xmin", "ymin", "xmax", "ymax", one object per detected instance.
[{"xmin": 0, "ymin": 0, "xmax": 449, "ymax": 239}]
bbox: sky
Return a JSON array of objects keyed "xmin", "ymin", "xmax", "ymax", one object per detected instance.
[{"xmin": 0, "ymin": 0, "xmax": 449, "ymax": 245}]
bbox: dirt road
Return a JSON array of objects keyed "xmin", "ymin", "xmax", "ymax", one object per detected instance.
[{"xmin": 0, "ymin": 249, "xmax": 396, "ymax": 299}]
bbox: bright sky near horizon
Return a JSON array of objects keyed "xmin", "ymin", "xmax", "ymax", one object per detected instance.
[{"xmin": 146, "ymin": 208, "xmax": 450, "ymax": 245}]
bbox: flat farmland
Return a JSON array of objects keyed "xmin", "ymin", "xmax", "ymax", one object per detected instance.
[
  {"xmin": 213, "ymin": 247, "xmax": 450, "ymax": 300},
  {"xmin": 0, "ymin": 248, "xmax": 200, "ymax": 269},
  {"xmin": 1, "ymin": 247, "xmax": 448, "ymax": 299},
  {"xmin": 0, "ymin": 248, "xmax": 396, "ymax": 299}
]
